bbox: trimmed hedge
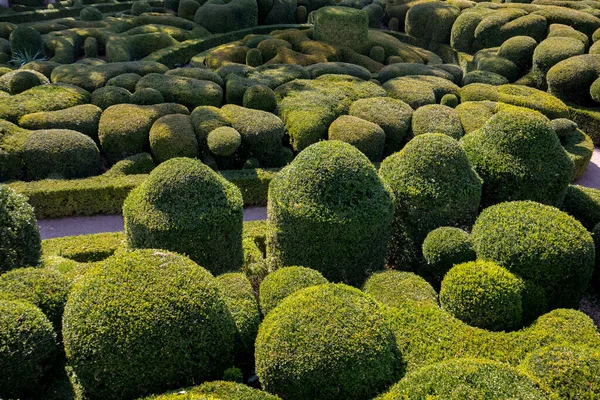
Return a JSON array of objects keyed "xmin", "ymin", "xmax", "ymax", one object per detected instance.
[
  {"xmin": 105, "ymin": 153, "xmax": 155, "ymax": 177},
  {"xmin": 255, "ymin": 283, "xmax": 402, "ymax": 400},
  {"xmin": 267, "ymin": 141, "xmax": 394, "ymax": 286},
  {"xmin": 42, "ymin": 231, "xmax": 126, "ymax": 263},
  {"xmin": 18, "ymin": 104, "xmax": 102, "ymax": 140},
  {"xmin": 259, "ymin": 266, "xmax": 328, "ymax": 314},
  {"xmin": 62, "ymin": 249, "xmax": 237, "ymax": 400},
  {"xmin": 124, "ymin": 157, "xmax": 244, "ymax": 274},
  {"xmin": 140, "ymin": 381, "xmax": 281, "ymax": 399},
  {"xmin": 421, "ymin": 227, "xmax": 476, "ymax": 286},
  {"xmin": 561, "ymin": 184, "xmax": 600, "ymax": 230},
  {"xmin": 363, "ymin": 270, "xmax": 437, "ymax": 308},
  {"xmin": 550, "ymin": 119, "xmax": 593, "ymax": 181}
]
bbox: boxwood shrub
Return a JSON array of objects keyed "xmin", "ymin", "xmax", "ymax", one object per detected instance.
[
  {"xmin": 561, "ymin": 184, "xmax": 600, "ymax": 230},
  {"xmin": 123, "ymin": 157, "xmax": 244, "ymax": 275},
  {"xmin": 139, "ymin": 381, "xmax": 281, "ymax": 399},
  {"xmin": 149, "ymin": 114, "xmax": 199, "ymax": 164},
  {"xmin": 421, "ymin": 227, "xmax": 476, "ymax": 287},
  {"xmin": 259, "ymin": 266, "xmax": 328, "ymax": 314},
  {"xmin": 62, "ymin": 249, "xmax": 237, "ymax": 400},
  {"xmin": 363, "ymin": 270, "xmax": 437, "ymax": 308},
  {"xmin": 255, "ymin": 283, "xmax": 403, "ymax": 400},
  {"xmin": 327, "ymin": 115, "xmax": 386, "ymax": 162},
  {"xmin": 267, "ymin": 141, "xmax": 394, "ymax": 286}
]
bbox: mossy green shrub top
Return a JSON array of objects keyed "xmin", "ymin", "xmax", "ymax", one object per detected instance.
[
  {"xmin": 267, "ymin": 140, "xmax": 394, "ymax": 286},
  {"xmin": 471, "ymin": 200, "xmax": 594, "ymax": 312},
  {"xmin": 123, "ymin": 157, "xmax": 244, "ymax": 274},
  {"xmin": 62, "ymin": 249, "xmax": 237, "ymax": 400}
]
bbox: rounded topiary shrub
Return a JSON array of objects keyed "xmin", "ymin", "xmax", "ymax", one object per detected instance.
[
  {"xmin": 141, "ymin": 381, "xmax": 281, "ymax": 400},
  {"xmin": 460, "ymin": 106, "xmax": 573, "ymax": 208},
  {"xmin": 561, "ymin": 184, "xmax": 600, "ymax": 230},
  {"xmin": 0, "ymin": 185, "xmax": 41, "ymax": 273},
  {"xmin": 379, "ymin": 358, "xmax": 549, "ymax": 400},
  {"xmin": 131, "ymin": 87, "xmax": 164, "ymax": 105},
  {"xmin": 9, "ymin": 26, "xmax": 44, "ymax": 57},
  {"xmin": 379, "ymin": 133, "xmax": 482, "ymax": 269},
  {"xmin": 440, "ymin": 260, "xmax": 524, "ymax": 331},
  {"xmin": 421, "ymin": 227, "xmax": 476, "ymax": 286},
  {"xmin": 149, "ymin": 114, "xmax": 199, "ymax": 164},
  {"xmin": 255, "ymin": 283, "xmax": 402, "ymax": 400},
  {"xmin": 7, "ymin": 70, "xmax": 43, "ymax": 95},
  {"xmin": 0, "ymin": 299, "xmax": 57, "ymax": 400},
  {"xmin": 328, "ymin": 115, "xmax": 386, "ymax": 162},
  {"xmin": 123, "ymin": 157, "xmax": 244, "ymax": 274},
  {"xmin": 259, "ymin": 266, "xmax": 328, "ymax": 315},
  {"xmin": 80, "ymin": 6, "xmax": 103, "ymax": 21},
  {"xmin": 62, "ymin": 249, "xmax": 237, "ymax": 400},
  {"xmin": 519, "ymin": 345, "xmax": 600, "ymax": 399},
  {"xmin": 207, "ymin": 126, "xmax": 242, "ymax": 157},
  {"xmin": 363, "ymin": 270, "xmax": 438, "ymax": 308},
  {"xmin": 91, "ymin": 86, "xmax": 132, "ymax": 110},
  {"xmin": 0, "ymin": 267, "xmax": 70, "ymax": 331},
  {"xmin": 267, "ymin": 141, "xmax": 395, "ymax": 287},
  {"xmin": 471, "ymin": 201, "xmax": 595, "ymax": 311},
  {"xmin": 411, "ymin": 104, "xmax": 464, "ymax": 139},
  {"xmin": 243, "ymin": 84, "xmax": 277, "ymax": 112},
  {"xmin": 22, "ymin": 129, "xmax": 102, "ymax": 180}
]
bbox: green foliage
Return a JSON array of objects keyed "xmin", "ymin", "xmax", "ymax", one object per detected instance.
[
  {"xmin": 140, "ymin": 381, "xmax": 281, "ymax": 400},
  {"xmin": 131, "ymin": 0, "xmax": 152, "ymax": 15},
  {"xmin": 131, "ymin": 88, "xmax": 165, "ymax": 105},
  {"xmin": 379, "ymin": 133, "xmax": 481, "ymax": 269},
  {"xmin": 328, "ymin": 115, "xmax": 385, "ymax": 161},
  {"xmin": 259, "ymin": 266, "xmax": 328, "ymax": 314},
  {"xmin": 194, "ymin": 0, "xmax": 259, "ymax": 33},
  {"xmin": 22, "ymin": 129, "xmax": 101, "ymax": 180},
  {"xmin": 63, "ymin": 249, "xmax": 237, "ymax": 400},
  {"xmin": 18, "ymin": 104, "xmax": 102, "ymax": 140},
  {"xmin": 9, "ymin": 26, "xmax": 44, "ymax": 59},
  {"xmin": 243, "ymin": 84, "xmax": 277, "ymax": 112},
  {"xmin": 124, "ymin": 157, "xmax": 244, "ymax": 274},
  {"xmin": 421, "ymin": 227, "xmax": 475, "ymax": 286},
  {"xmin": 0, "ymin": 184, "xmax": 41, "ymax": 272},
  {"xmin": 363, "ymin": 270, "xmax": 437, "ymax": 308},
  {"xmin": 256, "ymin": 283, "xmax": 402, "ymax": 400},
  {"xmin": 106, "ymin": 73, "xmax": 142, "ymax": 93},
  {"xmin": 222, "ymin": 367, "xmax": 243, "ymax": 383},
  {"xmin": 550, "ymin": 119, "xmax": 593, "ymax": 181},
  {"xmin": 267, "ymin": 141, "xmax": 394, "ymax": 286},
  {"xmin": 91, "ymin": 86, "xmax": 132, "ymax": 110},
  {"xmin": 149, "ymin": 114, "xmax": 199, "ymax": 164},
  {"xmin": 313, "ymin": 7, "xmax": 369, "ymax": 52},
  {"xmin": 412, "ymin": 104, "xmax": 464, "ymax": 139},
  {"xmin": 471, "ymin": 201, "xmax": 595, "ymax": 311},
  {"xmin": 0, "ymin": 300, "xmax": 57, "ymax": 400},
  {"xmin": 0, "ymin": 267, "xmax": 70, "ymax": 331},
  {"xmin": 561, "ymin": 184, "xmax": 600, "ymax": 230},
  {"xmin": 1, "ymin": 70, "xmax": 44, "ymax": 95},
  {"xmin": 136, "ymin": 73, "xmax": 223, "ymax": 110},
  {"xmin": 533, "ymin": 37, "xmax": 586, "ymax": 76},
  {"xmin": 80, "ymin": 6, "xmax": 103, "ymax": 21},
  {"xmin": 460, "ymin": 107, "xmax": 572, "ymax": 208},
  {"xmin": 462, "ymin": 70, "xmax": 509, "ymax": 86},
  {"xmin": 166, "ymin": 68, "xmax": 224, "ymax": 87},
  {"xmin": 440, "ymin": 93, "xmax": 459, "ymax": 107},
  {"xmin": 455, "ymin": 100, "xmax": 496, "ymax": 134},
  {"xmin": 405, "ymin": 1, "xmax": 460, "ymax": 43},
  {"xmin": 378, "ymin": 358, "xmax": 549, "ymax": 400},
  {"xmin": 207, "ymin": 126, "xmax": 242, "ymax": 157},
  {"xmin": 42, "ymin": 231, "xmax": 125, "ymax": 263}
]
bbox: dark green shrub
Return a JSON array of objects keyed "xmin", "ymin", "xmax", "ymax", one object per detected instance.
[
  {"xmin": 455, "ymin": 101, "xmax": 496, "ymax": 134},
  {"xmin": 207, "ymin": 126, "xmax": 242, "ymax": 157},
  {"xmin": 246, "ymin": 48, "xmax": 263, "ymax": 67},
  {"xmin": 9, "ymin": 26, "xmax": 44, "ymax": 58},
  {"xmin": 123, "ymin": 158, "xmax": 244, "ymax": 274},
  {"xmin": 520, "ymin": 345, "xmax": 600, "ymax": 399},
  {"xmin": 131, "ymin": 88, "xmax": 165, "ymax": 105},
  {"xmin": 84, "ymin": 37, "xmax": 98, "ymax": 59},
  {"xmin": 5, "ymin": 70, "xmax": 43, "ymax": 95},
  {"xmin": 243, "ymin": 84, "xmax": 277, "ymax": 112},
  {"xmin": 267, "ymin": 141, "xmax": 394, "ymax": 286},
  {"xmin": 476, "ymin": 55, "xmax": 521, "ymax": 83},
  {"xmin": 306, "ymin": 62, "xmax": 371, "ymax": 81},
  {"xmin": 382, "ymin": 76, "xmax": 441, "ymax": 109},
  {"xmin": 471, "ymin": 201, "xmax": 595, "ymax": 311},
  {"xmin": 194, "ymin": 0, "xmax": 259, "ymax": 33},
  {"xmin": 18, "ymin": 104, "xmax": 102, "ymax": 140},
  {"xmin": 255, "ymin": 283, "xmax": 402, "ymax": 400},
  {"xmin": 497, "ymin": 35, "xmax": 537, "ymax": 72},
  {"xmin": 259, "ymin": 266, "xmax": 328, "ymax": 314},
  {"xmin": 460, "ymin": 107, "xmax": 572, "ymax": 208},
  {"xmin": 91, "ymin": 86, "xmax": 132, "ymax": 110},
  {"xmin": 379, "ymin": 133, "xmax": 481, "ymax": 269},
  {"xmin": 313, "ymin": 6, "xmax": 369, "ymax": 52},
  {"xmin": 106, "ymin": 73, "xmax": 142, "ymax": 93},
  {"xmin": 136, "ymin": 73, "xmax": 223, "ymax": 110},
  {"xmin": 412, "ymin": 104, "xmax": 464, "ymax": 139},
  {"xmin": 328, "ymin": 115, "xmax": 385, "ymax": 162},
  {"xmin": 440, "ymin": 93, "xmax": 459, "ymax": 107},
  {"xmin": 190, "ymin": 106, "xmax": 230, "ymax": 149},
  {"xmin": 131, "ymin": 0, "xmax": 152, "ymax": 15},
  {"xmin": 0, "ymin": 300, "xmax": 57, "ymax": 400},
  {"xmin": 22, "ymin": 129, "xmax": 101, "ymax": 180},
  {"xmin": 222, "ymin": 367, "xmax": 243, "ymax": 383},
  {"xmin": 550, "ymin": 119, "xmax": 593, "ymax": 180},
  {"xmin": 63, "ymin": 249, "xmax": 236, "ymax": 400},
  {"xmin": 533, "ymin": 37, "xmax": 586, "ymax": 76},
  {"xmin": 369, "ymin": 45, "xmax": 385, "ymax": 64},
  {"xmin": 547, "ymin": 54, "xmax": 600, "ymax": 106},
  {"xmin": 166, "ymin": 68, "xmax": 224, "ymax": 87},
  {"xmin": 349, "ymin": 97, "xmax": 412, "ymax": 155},
  {"xmin": 179, "ymin": 0, "xmax": 200, "ymax": 21},
  {"xmin": 421, "ymin": 227, "xmax": 476, "ymax": 286},
  {"xmin": 462, "ymin": 70, "xmax": 509, "ymax": 86},
  {"xmin": 379, "ymin": 358, "xmax": 549, "ymax": 400},
  {"xmin": 405, "ymin": 1, "xmax": 460, "ymax": 43},
  {"xmin": 561, "ymin": 184, "xmax": 600, "ymax": 230},
  {"xmin": 140, "ymin": 381, "xmax": 281, "ymax": 399},
  {"xmin": 149, "ymin": 114, "xmax": 199, "ymax": 164},
  {"xmin": 363, "ymin": 270, "xmax": 437, "ymax": 308},
  {"xmin": 440, "ymin": 260, "xmax": 524, "ymax": 331},
  {"xmin": 105, "ymin": 153, "xmax": 156, "ymax": 177},
  {"xmin": 80, "ymin": 6, "xmax": 103, "ymax": 21},
  {"xmin": 593, "ymin": 222, "xmax": 600, "ymax": 290},
  {"xmin": 42, "ymin": 231, "xmax": 125, "ymax": 263}
]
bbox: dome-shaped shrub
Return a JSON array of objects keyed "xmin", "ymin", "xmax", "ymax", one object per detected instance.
[
  {"xmin": 131, "ymin": 88, "xmax": 164, "ymax": 105},
  {"xmin": 363, "ymin": 270, "xmax": 437, "ymax": 308},
  {"xmin": 561, "ymin": 184, "xmax": 600, "ymax": 230},
  {"xmin": 0, "ymin": 300, "xmax": 57, "ymax": 400},
  {"xmin": 9, "ymin": 26, "xmax": 44, "ymax": 58},
  {"xmin": 519, "ymin": 345, "xmax": 600, "ymax": 399},
  {"xmin": 422, "ymin": 227, "xmax": 476, "ymax": 286},
  {"xmin": 0, "ymin": 267, "xmax": 70, "ymax": 331},
  {"xmin": 411, "ymin": 104, "xmax": 464, "ymax": 139},
  {"xmin": 207, "ymin": 127, "xmax": 242, "ymax": 157},
  {"xmin": 471, "ymin": 201, "xmax": 595, "ymax": 311},
  {"xmin": 91, "ymin": 86, "xmax": 132, "ymax": 110},
  {"xmin": 107, "ymin": 73, "xmax": 142, "ymax": 93},
  {"xmin": 243, "ymin": 84, "xmax": 277, "ymax": 112},
  {"xmin": 62, "ymin": 249, "xmax": 237, "ymax": 400},
  {"xmin": 267, "ymin": 141, "xmax": 395, "ymax": 286},
  {"xmin": 440, "ymin": 260, "xmax": 524, "ymax": 331},
  {"xmin": 149, "ymin": 114, "xmax": 199, "ymax": 164},
  {"xmin": 123, "ymin": 158, "xmax": 244, "ymax": 274},
  {"xmin": 379, "ymin": 133, "xmax": 481, "ymax": 269},
  {"xmin": 140, "ymin": 381, "xmax": 281, "ymax": 399},
  {"xmin": 259, "ymin": 266, "xmax": 328, "ymax": 314},
  {"xmin": 80, "ymin": 6, "xmax": 103, "ymax": 21},
  {"xmin": 460, "ymin": 106, "xmax": 573, "ymax": 208},
  {"xmin": 379, "ymin": 358, "xmax": 549, "ymax": 400},
  {"xmin": 328, "ymin": 115, "xmax": 386, "ymax": 162},
  {"xmin": 22, "ymin": 129, "xmax": 101, "ymax": 180},
  {"xmin": 0, "ymin": 185, "xmax": 41, "ymax": 273},
  {"xmin": 6, "ymin": 70, "xmax": 44, "ymax": 95},
  {"xmin": 255, "ymin": 283, "xmax": 402, "ymax": 400}
]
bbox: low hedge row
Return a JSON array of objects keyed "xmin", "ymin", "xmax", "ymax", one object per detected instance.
[{"xmin": 8, "ymin": 168, "xmax": 278, "ymax": 219}]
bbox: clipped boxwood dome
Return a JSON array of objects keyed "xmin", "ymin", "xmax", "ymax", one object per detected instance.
[
  {"xmin": 422, "ymin": 227, "xmax": 476, "ymax": 286},
  {"xmin": 255, "ymin": 283, "xmax": 402, "ymax": 400},
  {"xmin": 460, "ymin": 106, "xmax": 573, "ymax": 208},
  {"xmin": 0, "ymin": 185, "xmax": 41, "ymax": 273},
  {"xmin": 440, "ymin": 260, "xmax": 524, "ymax": 331},
  {"xmin": 267, "ymin": 141, "xmax": 395, "ymax": 286},
  {"xmin": 363, "ymin": 270, "xmax": 438, "ymax": 308},
  {"xmin": 123, "ymin": 157, "xmax": 244, "ymax": 274},
  {"xmin": 62, "ymin": 249, "xmax": 237, "ymax": 400},
  {"xmin": 471, "ymin": 201, "xmax": 595, "ymax": 311},
  {"xmin": 379, "ymin": 358, "xmax": 549, "ymax": 400},
  {"xmin": 327, "ymin": 115, "xmax": 386, "ymax": 162},
  {"xmin": 207, "ymin": 126, "xmax": 242, "ymax": 157},
  {"xmin": 379, "ymin": 133, "xmax": 482, "ymax": 269},
  {"xmin": 0, "ymin": 299, "xmax": 57, "ymax": 400},
  {"xmin": 139, "ymin": 381, "xmax": 281, "ymax": 400},
  {"xmin": 259, "ymin": 266, "xmax": 328, "ymax": 315}
]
